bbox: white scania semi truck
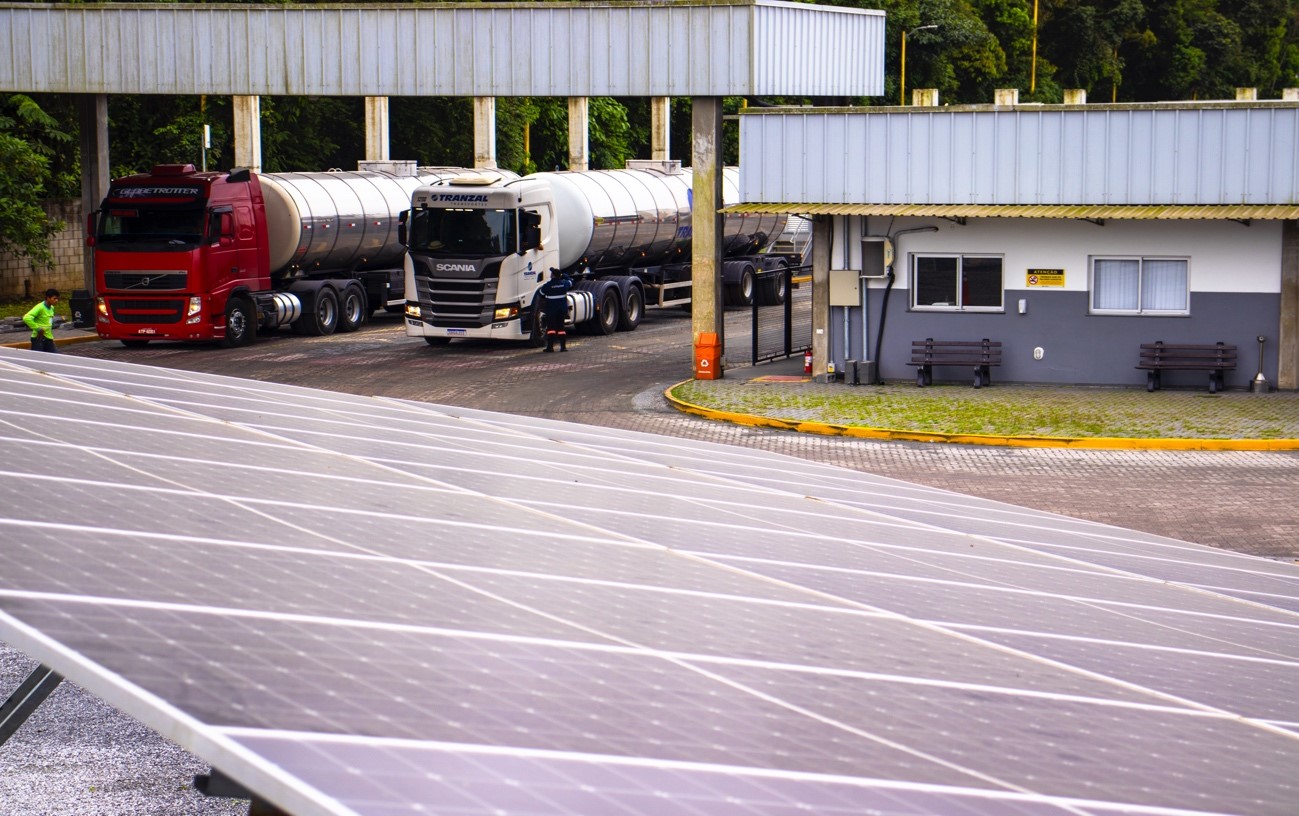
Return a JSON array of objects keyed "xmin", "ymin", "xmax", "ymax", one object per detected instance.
[{"xmin": 400, "ymin": 161, "xmax": 801, "ymax": 346}]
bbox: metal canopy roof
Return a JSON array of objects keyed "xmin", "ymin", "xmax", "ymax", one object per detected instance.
[
  {"xmin": 1, "ymin": 348, "xmax": 1298, "ymax": 815},
  {"xmin": 722, "ymin": 202, "xmax": 1299, "ymax": 220},
  {"xmin": 0, "ymin": 1, "xmax": 885, "ymax": 97}
]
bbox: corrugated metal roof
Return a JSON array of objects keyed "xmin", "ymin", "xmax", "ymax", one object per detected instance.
[
  {"xmin": 721, "ymin": 203, "xmax": 1299, "ymax": 220},
  {"xmin": 0, "ymin": 2, "xmax": 884, "ymax": 97},
  {"xmin": 737, "ymin": 107, "xmax": 1299, "ymax": 208}
]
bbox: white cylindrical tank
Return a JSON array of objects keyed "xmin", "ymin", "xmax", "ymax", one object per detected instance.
[
  {"xmin": 533, "ymin": 167, "xmax": 787, "ymax": 271},
  {"xmin": 259, "ymin": 167, "xmax": 517, "ymax": 276}
]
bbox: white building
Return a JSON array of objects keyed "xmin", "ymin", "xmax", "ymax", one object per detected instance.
[{"xmin": 734, "ymin": 97, "xmax": 1299, "ymax": 390}]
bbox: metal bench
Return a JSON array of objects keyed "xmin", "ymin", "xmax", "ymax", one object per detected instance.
[
  {"xmin": 1136, "ymin": 341, "xmax": 1237, "ymax": 393},
  {"xmin": 908, "ymin": 338, "xmax": 1002, "ymax": 388}
]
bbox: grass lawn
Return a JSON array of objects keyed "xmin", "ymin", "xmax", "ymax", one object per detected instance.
[{"xmin": 0, "ymin": 298, "xmax": 67, "ymax": 321}]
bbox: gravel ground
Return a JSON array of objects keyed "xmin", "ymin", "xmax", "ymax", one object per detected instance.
[{"xmin": 0, "ymin": 644, "xmax": 248, "ymax": 816}]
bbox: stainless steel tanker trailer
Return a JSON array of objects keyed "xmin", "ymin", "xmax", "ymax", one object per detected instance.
[
  {"xmin": 89, "ymin": 163, "xmax": 514, "ymax": 347},
  {"xmin": 400, "ymin": 161, "xmax": 803, "ymax": 346}
]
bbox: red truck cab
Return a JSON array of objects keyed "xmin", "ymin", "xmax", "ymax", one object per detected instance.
[{"xmin": 91, "ymin": 164, "xmax": 270, "ymax": 347}]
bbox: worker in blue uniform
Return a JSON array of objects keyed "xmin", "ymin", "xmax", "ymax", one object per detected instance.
[{"xmin": 538, "ymin": 268, "xmax": 573, "ymax": 352}]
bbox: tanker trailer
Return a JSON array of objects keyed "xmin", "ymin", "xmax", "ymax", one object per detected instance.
[
  {"xmin": 402, "ymin": 162, "xmax": 794, "ymax": 346},
  {"xmin": 90, "ymin": 163, "xmax": 512, "ymax": 348}
]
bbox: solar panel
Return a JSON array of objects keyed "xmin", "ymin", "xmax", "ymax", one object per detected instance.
[{"xmin": 1, "ymin": 347, "xmax": 1297, "ymax": 816}]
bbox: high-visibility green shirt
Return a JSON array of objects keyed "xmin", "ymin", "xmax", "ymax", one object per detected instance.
[{"xmin": 23, "ymin": 300, "xmax": 55, "ymax": 339}]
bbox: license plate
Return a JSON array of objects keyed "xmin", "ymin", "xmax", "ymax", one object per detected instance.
[{"xmin": 137, "ymin": 328, "xmax": 156, "ymax": 335}]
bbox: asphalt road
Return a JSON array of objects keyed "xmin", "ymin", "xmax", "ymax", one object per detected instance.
[{"xmin": 60, "ymin": 308, "xmax": 1299, "ymax": 560}]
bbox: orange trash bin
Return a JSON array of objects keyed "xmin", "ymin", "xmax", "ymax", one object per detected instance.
[{"xmin": 694, "ymin": 332, "xmax": 721, "ymax": 380}]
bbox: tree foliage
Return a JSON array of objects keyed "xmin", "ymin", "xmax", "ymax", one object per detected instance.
[{"xmin": 3, "ymin": 0, "xmax": 1298, "ymax": 232}]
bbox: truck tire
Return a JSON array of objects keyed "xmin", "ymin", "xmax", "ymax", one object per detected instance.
[
  {"xmin": 337, "ymin": 284, "xmax": 367, "ymax": 333},
  {"xmin": 616, "ymin": 286, "xmax": 644, "ymax": 332},
  {"xmin": 221, "ymin": 297, "xmax": 256, "ymax": 348},
  {"xmin": 587, "ymin": 284, "xmax": 619, "ymax": 336},
  {"xmin": 528, "ymin": 306, "xmax": 547, "ymax": 348},
  {"xmin": 757, "ymin": 268, "xmax": 788, "ymax": 305},
  {"xmin": 291, "ymin": 287, "xmax": 339, "ymax": 336},
  {"xmin": 725, "ymin": 267, "xmax": 755, "ymax": 307}
]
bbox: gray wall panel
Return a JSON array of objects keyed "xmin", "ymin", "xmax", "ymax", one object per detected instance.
[
  {"xmin": 843, "ymin": 291, "xmax": 1281, "ymax": 387},
  {"xmin": 741, "ymin": 104, "xmax": 1299, "ymax": 206},
  {"xmin": 0, "ymin": 2, "xmax": 883, "ymax": 98}
]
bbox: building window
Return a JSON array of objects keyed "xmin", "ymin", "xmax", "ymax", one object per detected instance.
[
  {"xmin": 1091, "ymin": 257, "xmax": 1189, "ymax": 315},
  {"xmin": 912, "ymin": 255, "xmax": 1003, "ymax": 311}
]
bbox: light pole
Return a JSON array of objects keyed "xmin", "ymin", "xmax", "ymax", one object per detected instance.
[{"xmin": 900, "ymin": 25, "xmax": 938, "ymax": 106}]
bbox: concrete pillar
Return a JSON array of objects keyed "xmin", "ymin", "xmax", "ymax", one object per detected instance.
[
  {"xmin": 77, "ymin": 94, "xmax": 109, "ymax": 295},
  {"xmin": 232, "ymin": 95, "xmax": 261, "ymax": 173},
  {"xmin": 994, "ymin": 88, "xmax": 1019, "ymax": 105},
  {"xmin": 650, "ymin": 96, "xmax": 671, "ymax": 161},
  {"xmin": 364, "ymin": 97, "xmax": 390, "ymax": 162},
  {"xmin": 1280, "ymin": 221, "xmax": 1299, "ymax": 390},
  {"xmin": 691, "ymin": 97, "xmax": 724, "ymax": 369},
  {"xmin": 568, "ymin": 97, "xmax": 589, "ymax": 171},
  {"xmin": 912, "ymin": 89, "xmax": 939, "ymax": 107},
  {"xmin": 811, "ymin": 215, "xmax": 832, "ymax": 382},
  {"xmin": 1063, "ymin": 88, "xmax": 1088, "ymax": 105},
  {"xmin": 473, "ymin": 97, "xmax": 497, "ymax": 169},
  {"xmin": 1235, "ymin": 87, "xmax": 1258, "ymax": 101},
  {"xmin": 1284, "ymin": 88, "xmax": 1299, "ymax": 101}
]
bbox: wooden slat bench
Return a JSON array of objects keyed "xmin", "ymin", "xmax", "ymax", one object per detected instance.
[
  {"xmin": 908, "ymin": 338, "xmax": 1002, "ymax": 388},
  {"xmin": 1136, "ymin": 341, "xmax": 1236, "ymax": 393}
]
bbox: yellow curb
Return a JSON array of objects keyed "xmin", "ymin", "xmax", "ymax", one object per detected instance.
[
  {"xmin": 664, "ymin": 380, "xmax": 1299, "ymax": 451},
  {"xmin": 2, "ymin": 333, "xmax": 104, "ymax": 350}
]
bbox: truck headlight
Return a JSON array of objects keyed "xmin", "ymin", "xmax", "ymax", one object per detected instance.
[
  {"xmin": 405, "ymin": 302, "xmax": 421, "ymax": 318},
  {"xmin": 493, "ymin": 306, "xmax": 519, "ymax": 321},
  {"xmin": 95, "ymin": 297, "xmax": 108, "ymax": 317},
  {"xmin": 187, "ymin": 297, "xmax": 202, "ymax": 317}
]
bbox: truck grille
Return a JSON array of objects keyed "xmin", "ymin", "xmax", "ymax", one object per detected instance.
[
  {"xmin": 414, "ymin": 276, "xmax": 499, "ymax": 329},
  {"xmin": 108, "ymin": 299, "xmax": 186, "ymax": 324},
  {"xmin": 103, "ymin": 271, "xmax": 188, "ymax": 291}
]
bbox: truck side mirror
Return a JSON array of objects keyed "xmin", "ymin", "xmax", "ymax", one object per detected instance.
[
  {"xmin": 84, "ymin": 212, "xmax": 97, "ymax": 247},
  {"xmin": 398, "ymin": 210, "xmax": 408, "ymax": 246}
]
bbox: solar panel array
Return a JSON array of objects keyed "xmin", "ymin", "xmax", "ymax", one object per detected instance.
[{"xmin": 1, "ymin": 346, "xmax": 1296, "ymax": 816}]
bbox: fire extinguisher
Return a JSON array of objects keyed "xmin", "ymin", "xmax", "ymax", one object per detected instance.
[{"xmin": 803, "ymin": 350, "xmax": 813, "ymax": 374}]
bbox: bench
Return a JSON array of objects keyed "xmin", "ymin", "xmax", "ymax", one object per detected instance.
[
  {"xmin": 1137, "ymin": 341, "xmax": 1236, "ymax": 393},
  {"xmin": 908, "ymin": 338, "xmax": 1002, "ymax": 388}
]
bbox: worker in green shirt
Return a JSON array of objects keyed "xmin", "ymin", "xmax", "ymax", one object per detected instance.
[{"xmin": 23, "ymin": 288, "xmax": 60, "ymax": 353}]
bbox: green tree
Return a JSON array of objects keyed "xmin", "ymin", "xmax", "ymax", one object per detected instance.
[
  {"xmin": 0, "ymin": 133, "xmax": 61, "ymax": 269},
  {"xmin": 0, "ymin": 95, "xmax": 70, "ymax": 268}
]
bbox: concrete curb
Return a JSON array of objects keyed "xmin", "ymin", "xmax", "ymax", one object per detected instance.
[
  {"xmin": 1, "ymin": 332, "xmax": 103, "ymax": 350},
  {"xmin": 664, "ymin": 380, "xmax": 1299, "ymax": 451}
]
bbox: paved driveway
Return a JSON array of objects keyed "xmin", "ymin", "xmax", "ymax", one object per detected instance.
[{"xmin": 64, "ymin": 310, "xmax": 1299, "ymax": 559}]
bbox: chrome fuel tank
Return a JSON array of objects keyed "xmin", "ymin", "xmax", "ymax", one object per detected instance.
[
  {"xmin": 260, "ymin": 168, "xmax": 515, "ymax": 275},
  {"xmin": 535, "ymin": 167, "xmax": 787, "ymax": 271}
]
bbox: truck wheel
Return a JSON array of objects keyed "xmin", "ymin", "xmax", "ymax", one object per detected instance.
[
  {"xmin": 736, "ymin": 268, "xmax": 755, "ymax": 307},
  {"xmin": 221, "ymin": 298, "xmax": 256, "ymax": 348},
  {"xmin": 528, "ymin": 307, "xmax": 547, "ymax": 348},
  {"xmin": 292, "ymin": 287, "xmax": 339, "ymax": 336},
  {"xmin": 616, "ymin": 286, "xmax": 644, "ymax": 332},
  {"xmin": 589, "ymin": 285, "xmax": 619, "ymax": 335},
  {"xmin": 120, "ymin": 339, "xmax": 149, "ymax": 348},
  {"xmin": 337, "ymin": 284, "xmax": 367, "ymax": 333},
  {"xmin": 757, "ymin": 269, "xmax": 788, "ymax": 305}
]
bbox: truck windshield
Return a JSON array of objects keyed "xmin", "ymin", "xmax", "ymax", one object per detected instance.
[
  {"xmin": 408, "ymin": 207, "xmax": 516, "ymax": 257},
  {"xmin": 97, "ymin": 207, "xmax": 206, "ymax": 249}
]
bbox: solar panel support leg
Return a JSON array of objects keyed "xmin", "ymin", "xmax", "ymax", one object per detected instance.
[
  {"xmin": 0, "ymin": 663, "xmax": 63, "ymax": 747},
  {"xmin": 194, "ymin": 768, "xmax": 290, "ymax": 815}
]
